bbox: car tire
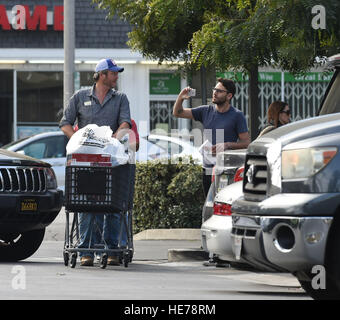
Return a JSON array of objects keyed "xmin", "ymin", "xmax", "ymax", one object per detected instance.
[
  {"xmin": 0, "ymin": 228, "xmax": 46, "ymax": 262},
  {"xmin": 296, "ymin": 218, "xmax": 340, "ymax": 300},
  {"xmin": 298, "ymin": 279, "xmax": 340, "ymax": 300}
]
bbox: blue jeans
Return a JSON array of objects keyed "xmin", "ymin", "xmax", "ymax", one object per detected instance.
[{"xmin": 78, "ymin": 212, "xmax": 128, "ymax": 258}]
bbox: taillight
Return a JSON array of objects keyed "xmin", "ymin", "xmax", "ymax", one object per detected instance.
[
  {"xmin": 213, "ymin": 202, "xmax": 232, "ymax": 216},
  {"xmin": 211, "ymin": 166, "xmax": 216, "ymax": 183},
  {"xmin": 234, "ymin": 166, "xmax": 244, "ymax": 182}
]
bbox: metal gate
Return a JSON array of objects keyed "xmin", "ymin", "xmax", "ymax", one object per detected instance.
[
  {"xmin": 149, "ymin": 73, "xmax": 330, "ymax": 135},
  {"xmin": 150, "ymin": 101, "xmax": 178, "ymax": 133},
  {"xmin": 232, "ymin": 80, "xmax": 329, "ymax": 131}
]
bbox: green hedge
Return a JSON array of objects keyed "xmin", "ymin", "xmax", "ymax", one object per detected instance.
[{"xmin": 133, "ymin": 158, "xmax": 205, "ymax": 234}]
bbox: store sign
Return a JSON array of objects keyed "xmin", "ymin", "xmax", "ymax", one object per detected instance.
[
  {"xmin": 0, "ymin": 5, "xmax": 63, "ymax": 31},
  {"xmin": 217, "ymin": 71, "xmax": 333, "ymax": 83},
  {"xmin": 218, "ymin": 71, "xmax": 279, "ymax": 82},
  {"xmin": 284, "ymin": 72, "xmax": 333, "ymax": 82},
  {"xmin": 150, "ymin": 73, "xmax": 181, "ymax": 95}
]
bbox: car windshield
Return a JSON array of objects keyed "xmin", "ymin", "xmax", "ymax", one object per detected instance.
[
  {"xmin": 2, "ymin": 136, "xmax": 31, "ymax": 149},
  {"xmin": 319, "ymin": 70, "xmax": 340, "ymax": 115}
]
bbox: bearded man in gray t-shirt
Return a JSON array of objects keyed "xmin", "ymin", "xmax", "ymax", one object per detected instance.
[{"xmin": 173, "ymin": 78, "xmax": 250, "ymax": 196}]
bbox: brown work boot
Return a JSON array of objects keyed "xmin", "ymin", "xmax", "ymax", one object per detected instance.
[
  {"xmin": 80, "ymin": 256, "xmax": 94, "ymax": 266},
  {"xmin": 107, "ymin": 256, "xmax": 120, "ymax": 266}
]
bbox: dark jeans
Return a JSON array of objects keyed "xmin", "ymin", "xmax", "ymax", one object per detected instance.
[
  {"xmin": 202, "ymin": 168, "xmax": 213, "ymax": 198},
  {"xmin": 78, "ymin": 212, "xmax": 127, "ymax": 258}
]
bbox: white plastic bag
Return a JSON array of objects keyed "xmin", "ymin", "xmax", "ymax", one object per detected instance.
[
  {"xmin": 198, "ymin": 140, "xmax": 216, "ymax": 166},
  {"xmin": 66, "ymin": 124, "xmax": 129, "ymax": 166}
]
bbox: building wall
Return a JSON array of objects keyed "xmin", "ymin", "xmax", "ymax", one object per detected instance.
[
  {"xmin": 0, "ymin": 0, "xmax": 130, "ymax": 48},
  {"xmin": 0, "ymin": 0, "xmax": 186, "ymax": 143},
  {"xmin": 120, "ymin": 63, "xmax": 150, "ymax": 136}
]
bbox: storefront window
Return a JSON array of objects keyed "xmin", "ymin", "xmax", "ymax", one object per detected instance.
[
  {"xmin": 78, "ymin": 71, "xmax": 118, "ymax": 90},
  {"xmin": 0, "ymin": 70, "xmax": 13, "ymax": 145},
  {"xmin": 17, "ymin": 72, "xmax": 63, "ymax": 124},
  {"xmin": 150, "ymin": 101, "xmax": 178, "ymax": 133},
  {"xmin": 80, "ymin": 71, "xmax": 94, "ymax": 89},
  {"xmin": 149, "ymin": 72, "xmax": 180, "ymax": 133}
]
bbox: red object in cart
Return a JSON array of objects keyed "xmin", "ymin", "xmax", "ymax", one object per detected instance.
[{"xmin": 67, "ymin": 153, "xmax": 112, "ymax": 167}]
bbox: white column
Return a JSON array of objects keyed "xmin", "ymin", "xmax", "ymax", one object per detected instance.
[
  {"xmin": 64, "ymin": 0, "xmax": 75, "ymax": 109},
  {"xmin": 13, "ymin": 69, "xmax": 17, "ymax": 141},
  {"xmin": 179, "ymin": 75, "xmax": 190, "ymax": 131}
]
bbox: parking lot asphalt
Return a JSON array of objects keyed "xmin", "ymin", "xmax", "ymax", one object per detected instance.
[
  {"xmin": 0, "ymin": 240, "xmax": 306, "ymax": 300},
  {"xmin": 42, "ymin": 207, "xmax": 303, "ymax": 291},
  {"xmin": 44, "ymin": 207, "xmax": 208, "ymax": 262}
]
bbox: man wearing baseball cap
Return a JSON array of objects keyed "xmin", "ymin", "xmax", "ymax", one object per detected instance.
[
  {"xmin": 59, "ymin": 58, "xmax": 131, "ymax": 266},
  {"xmin": 95, "ymin": 58, "xmax": 124, "ymax": 73}
]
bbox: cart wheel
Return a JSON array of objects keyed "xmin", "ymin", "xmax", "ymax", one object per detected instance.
[
  {"xmin": 123, "ymin": 254, "xmax": 129, "ymax": 268},
  {"xmin": 70, "ymin": 253, "xmax": 77, "ymax": 268},
  {"xmin": 63, "ymin": 251, "xmax": 69, "ymax": 266},
  {"xmin": 129, "ymin": 249, "xmax": 133, "ymax": 262},
  {"xmin": 100, "ymin": 254, "xmax": 108, "ymax": 269}
]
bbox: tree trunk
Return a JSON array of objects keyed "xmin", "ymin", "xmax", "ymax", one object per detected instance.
[
  {"xmin": 200, "ymin": 65, "xmax": 207, "ymax": 105},
  {"xmin": 248, "ymin": 65, "xmax": 260, "ymax": 141}
]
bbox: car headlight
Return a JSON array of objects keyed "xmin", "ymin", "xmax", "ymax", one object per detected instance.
[
  {"xmin": 45, "ymin": 168, "xmax": 58, "ymax": 189},
  {"xmin": 282, "ymin": 147, "xmax": 337, "ymax": 180}
]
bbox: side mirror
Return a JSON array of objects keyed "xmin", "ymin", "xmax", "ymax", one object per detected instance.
[{"xmin": 17, "ymin": 150, "xmax": 25, "ymax": 155}]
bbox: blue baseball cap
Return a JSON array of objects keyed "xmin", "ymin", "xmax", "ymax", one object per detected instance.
[{"xmin": 95, "ymin": 58, "xmax": 124, "ymax": 73}]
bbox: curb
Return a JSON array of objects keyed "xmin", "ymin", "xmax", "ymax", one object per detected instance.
[
  {"xmin": 133, "ymin": 228, "xmax": 201, "ymax": 241},
  {"xmin": 168, "ymin": 248, "xmax": 209, "ymax": 262},
  {"xmin": 45, "ymin": 223, "xmax": 202, "ymax": 242},
  {"xmin": 45, "ymin": 209, "xmax": 202, "ymax": 241}
]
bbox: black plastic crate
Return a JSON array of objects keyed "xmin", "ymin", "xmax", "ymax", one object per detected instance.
[{"xmin": 64, "ymin": 164, "xmax": 135, "ymax": 213}]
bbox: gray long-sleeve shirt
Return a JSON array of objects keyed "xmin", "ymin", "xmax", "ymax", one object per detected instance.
[{"xmin": 59, "ymin": 84, "xmax": 131, "ymax": 133}]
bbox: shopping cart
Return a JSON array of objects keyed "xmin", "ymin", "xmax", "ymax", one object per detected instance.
[{"xmin": 63, "ymin": 162, "xmax": 135, "ymax": 269}]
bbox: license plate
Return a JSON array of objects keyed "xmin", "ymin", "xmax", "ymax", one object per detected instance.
[
  {"xmin": 20, "ymin": 198, "xmax": 38, "ymax": 214},
  {"xmin": 217, "ymin": 174, "xmax": 229, "ymax": 192},
  {"xmin": 233, "ymin": 236, "xmax": 243, "ymax": 260}
]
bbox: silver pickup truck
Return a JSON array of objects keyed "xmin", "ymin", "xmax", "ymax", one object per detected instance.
[{"xmin": 231, "ymin": 54, "xmax": 340, "ymax": 299}]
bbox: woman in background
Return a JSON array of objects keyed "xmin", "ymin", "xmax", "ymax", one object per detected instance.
[{"xmin": 258, "ymin": 101, "xmax": 291, "ymax": 137}]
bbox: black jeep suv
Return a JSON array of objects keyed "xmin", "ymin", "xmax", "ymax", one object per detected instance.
[{"xmin": 0, "ymin": 148, "xmax": 63, "ymax": 261}]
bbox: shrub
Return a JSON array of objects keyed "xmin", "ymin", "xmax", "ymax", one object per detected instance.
[{"xmin": 132, "ymin": 158, "xmax": 205, "ymax": 233}]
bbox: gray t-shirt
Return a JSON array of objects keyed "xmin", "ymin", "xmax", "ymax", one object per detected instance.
[{"xmin": 59, "ymin": 84, "xmax": 131, "ymax": 133}]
